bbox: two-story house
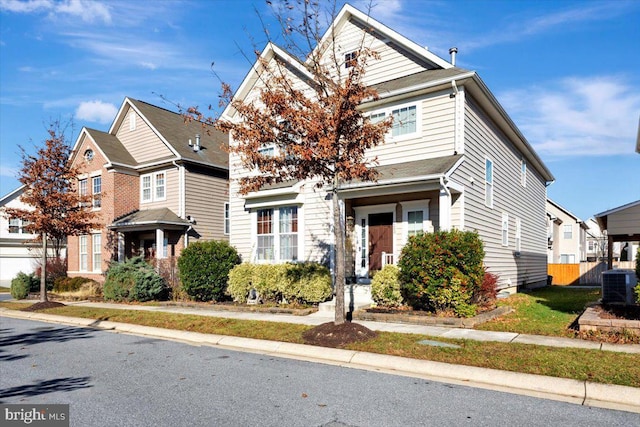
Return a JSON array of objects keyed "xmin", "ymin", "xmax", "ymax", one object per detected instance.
[
  {"xmin": 223, "ymin": 4, "xmax": 554, "ymax": 294},
  {"xmin": 67, "ymin": 97, "xmax": 228, "ymax": 282},
  {"xmin": 546, "ymin": 199, "xmax": 588, "ymax": 264}
]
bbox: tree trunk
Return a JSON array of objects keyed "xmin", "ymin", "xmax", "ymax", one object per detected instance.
[
  {"xmin": 41, "ymin": 232, "xmax": 48, "ymax": 302},
  {"xmin": 333, "ymin": 189, "xmax": 346, "ymax": 324}
]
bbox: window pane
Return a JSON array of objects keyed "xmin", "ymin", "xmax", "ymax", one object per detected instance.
[
  {"xmin": 155, "ymin": 173, "xmax": 165, "ymax": 199},
  {"xmin": 224, "ymin": 203, "xmax": 230, "ymax": 235},
  {"xmin": 142, "ymin": 175, "xmax": 151, "ymax": 201},
  {"xmin": 257, "ymin": 209, "xmax": 273, "ymax": 235},
  {"xmin": 79, "ymin": 235, "xmax": 88, "ymax": 271},
  {"xmin": 257, "ymin": 236, "xmax": 274, "ymax": 260},
  {"xmin": 370, "ymin": 112, "xmax": 385, "ymax": 124},
  {"xmin": 392, "ymin": 106, "xmax": 416, "ymax": 136},
  {"xmin": 258, "ymin": 145, "xmax": 275, "ymax": 157},
  {"xmin": 92, "ymin": 176, "xmax": 102, "ymax": 208},
  {"xmin": 79, "ymin": 179, "xmax": 87, "ymax": 196},
  {"xmin": 92, "ymin": 234, "xmax": 101, "ymax": 272},
  {"xmin": 407, "ymin": 210, "xmax": 423, "ymax": 236},
  {"xmin": 279, "ymin": 207, "xmax": 298, "ymax": 261}
]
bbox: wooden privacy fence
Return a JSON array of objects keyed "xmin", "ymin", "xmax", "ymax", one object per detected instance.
[{"xmin": 548, "ymin": 261, "xmax": 636, "ymax": 286}]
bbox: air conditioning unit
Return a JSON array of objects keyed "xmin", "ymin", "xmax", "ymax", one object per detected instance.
[{"xmin": 602, "ymin": 269, "xmax": 638, "ymax": 305}]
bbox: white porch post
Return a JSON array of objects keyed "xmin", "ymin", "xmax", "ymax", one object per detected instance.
[
  {"xmin": 439, "ymin": 182, "xmax": 451, "ymax": 231},
  {"xmin": 156, "ymin": 229, "xmax": 165, "ymax": 260},
  {"xmin": 117, "ymin": 232, "xmax": 125, "ymax": 262}
]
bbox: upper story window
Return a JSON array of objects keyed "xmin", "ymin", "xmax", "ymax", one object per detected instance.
[
  {"xmin": 92, "ymin": 176, "xmax": 102, "ymax": 209},
  {"xmin": 391, "ymin": 105, "xmax": 417, "ymax": 137},
  {"xmin": 563, "ymin": 224, "xmax": 572, "ymax": 239},
  {"xmin": 485, "ymin": 158, "xmax": 494, "ymax": 208},
  {"xmin": 141, "ymin": 171, "xmax": 167, "ymax": 203},
  {"xmin": 129, "ymin": 111, "xmax": 136, "ymax": 131},
  {"xmin": 8, "ymin": 217, "xmax": 27, "ymax": 234},
  {"xmin": 515, "ymin": 217, "xmax": 522, "ymax": 252},
  {"xmin": 224, "ymin": 202, "xmax": 230, "ymax": 235},
  {"xmin": 521, "ymin": 159, "xmax": 527, "ymax": 187},
  {"xmin": 501, "ymin": 212, "xmax": 509, "ymax": 246},
  {"xmin": 258, "ymin": 145, "xmax": 276, "ymax": 157},
  {"xmin": 370, "ymin": 112, "xmax": 386, "ymax": 124},
  {"xmin": 344, "ymin": 51, "xmax": 358, "ymax": 68},
  {"xmin": 79, "ymin": 178, "xmax": 88, "ymax": 197}
]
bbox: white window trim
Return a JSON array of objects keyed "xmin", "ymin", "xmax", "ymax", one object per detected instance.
[
  {"xmin": 353, "ymin": 204, "xmax": 397, "ymax": 279},
  {"xmin": 129, "ymin": 111, "xmax": 136, "ymax": 131},
  {"xmin": 140, "ymin": 171, "xmax": 167, "ymax": 203},
  {"xmin": 368, "ymin": 100, "xmax": 421, "ymax": 142},
  {"xmin": 501, "ymin": 212, "xmax": 509, "ymax": 247},
  {"xmin": 92, "ymin": 233, "xmax": 102, "ymax": 272},
  {"xmin": 251, "ymin": 205, "xmax": 303, "ymax": 263},
  {"xmin": 563, "ymin": 224, "xmax": 573, "ymax": 240},
  {"xmin": 515, "ymin": 217, "xmax": 521, "ymax": 252},
  {"xmin": 485, "ymin": 157, "xmax": 494, "ymax": 208},
  {"xmin": 224, "ymin": 202, "xmax": 230, "ymax": 235},
  {"xmin": 92, "ymin": 175, "xmax": 102, "ymax": 210},
  {"xmin": 401, "ymin": 200, "xmax": 431, "ymax": 245},
  {"xmin": 79, "ymin": 235, "xmax": 88, "ymax": 272},
  {"xmin": 521, "ymin": 159, "xmax": 527, "ymax": 188}
]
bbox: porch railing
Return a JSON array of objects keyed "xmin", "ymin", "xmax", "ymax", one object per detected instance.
[{"xmin": 381, "ymin": 252, "xmax": 394, "ymax": 267}]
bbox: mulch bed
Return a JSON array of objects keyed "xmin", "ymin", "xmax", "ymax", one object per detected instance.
[
  {"xmin": 20, "ymin": 301, "xmax": 66, "ymax": 312},
  {"xmin": 594, "ymin": 304, "xmax": 640, "ymax": 321},
  {"xmin": 302, "ymin": 321, "xmax": 378, "ymax": 348}
]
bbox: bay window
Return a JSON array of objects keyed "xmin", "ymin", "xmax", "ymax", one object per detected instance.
[{"xmin": 256, "ymin": 206, "xmax": 299, "ymax": 262}]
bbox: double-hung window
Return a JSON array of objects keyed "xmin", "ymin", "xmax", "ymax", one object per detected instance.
[
  {"xmin": 485, "ymin": 158, "xmax": 494, "ymax": 208},
  {"xmin": 515, "ymin": 218, "xmax": 521, "ymax": 252},
  {"xmin": 407, "ymin": 211, "xmax": 424, "ymax": 237},
  {"xmin": 256, "ymin": 206, "xmax": 299, "ymax": 262},
  {"xmin": 92, "ymin": 233, "xmax": 102, "ymax": 272},
  {"xmin": 344, "ymin": 51, "xmax": 358, "ymax": 68},
  {"xmin": 92, "ymin": 176, "xmax": 102, "ymax": 209},
  {"xmin": 224, "ymin": 202, "xmax": 230, "ymax": 235},
  {"xmin": 79, "ymin": 235, "xmax": 88, "ymax": 271},
  {"xmin": 563, "ymin": 225, "xmax": 572, "ymax": 239},
  {"xmin": 141, "ymin": 171, "xmax": 167, "ymax": 203},
  {"xmin": 391, "ymin": 105, "xmax": 417, "ymax": 137}
]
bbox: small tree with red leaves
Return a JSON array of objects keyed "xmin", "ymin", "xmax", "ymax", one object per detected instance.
[
  {"xmin": 189, "ymin": 1, "xmax": 392, "ymax": 324},
  {"xmin": 5, "ymin": 122, "xmax": 101, "ymax": 302}
]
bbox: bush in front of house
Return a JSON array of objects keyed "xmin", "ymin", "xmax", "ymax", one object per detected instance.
[
  {"xmin": 103, "ymin": 257, "xmax": 168, "ymax": 302},
  {"xmin": 398, "ymin": 229, "xmax": 485, "ymax": 317},
  {"xmin": 226, "ymin": 262, "xmax": 332, "ymax": 305},
  {"xmin": 34, "ymin": 257, "xmax": 67, "ymax": 291},
  {"xmin": 54, "ymin": 276, "xmax": 93, "ymax": 293},
  {"xmin": 473, "ymin": 269, "xmax": 499, "ymax": 309},
  {"xmin": 178, "ymin": 240, "xmax": 241, "ymax": 302},
  {"xmin": 10, "ymin": 272, "xmax": 39, "ymax": 300},
  {"xmin": 371, "ymin": 265, "xmax": 403, "ymax": 307}
]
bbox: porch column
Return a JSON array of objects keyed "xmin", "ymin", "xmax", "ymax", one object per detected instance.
[
  {"xmin": 439, "ymin": 183, "xmax": 451, "ymax": 231},
  {"xmin": 156, "ymin": 229, "xmax": 165, "ymax": 260},
  {"xmin": 117, "ymin": 232, "xmax": 125, "ymax": 262},
  {"xmin": 607, "ymin": 236, "xmax": 613, "ymax": 270}
]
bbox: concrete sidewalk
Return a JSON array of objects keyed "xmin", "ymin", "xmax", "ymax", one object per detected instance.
[{"xmin": 1, "ymin": 300, "xmax": 639, "ymax": 414}]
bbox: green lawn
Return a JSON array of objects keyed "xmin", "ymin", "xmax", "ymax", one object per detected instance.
[
  {"xmin": 477, "ymin": 286, "xmax": 601, "ymax": 336},
  {"xmin": 2, "ymin": 299, "xmax": 639, "ymax": 388},
  {"xmin": 0, "ymin": 286, "xmax": 10, "ymax": 293}
]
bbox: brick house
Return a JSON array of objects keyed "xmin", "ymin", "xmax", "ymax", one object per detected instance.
[{"xmin": 67, "ymin": 97, "xmax": 228, "ymax": 282}]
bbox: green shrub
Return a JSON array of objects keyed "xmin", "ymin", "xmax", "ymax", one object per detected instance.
[
  {"xmin": 285, "ymin": 262, "xmax": 332, "ymax": 304},
  {"xmin": 371, "ymin": 265, "xmax": 403, "ymax": 307},
  {"xmin": 10, "ymin": 272, "xmax": 38, "ymax": 300},
  {"xmin": 398, "ymin": 229, "xmax": 484, "ymax": 316},
  {"xmin": 178, "ymin": 240, "xmax": 241, "ymax": 302},
  {"xmin": 635, "ymin": 247, "xmax": 640, "ymax": 285},
  {"xmin": 635, "ymin": 284, "xmax": 640, "ymax": 305},
  {"xmin": 226, "ymin": 262, "xmax": 332, "ymax": 305},
  {"xmin": 474, "ymin": 269, "xmax": 499, "ymax": 309},
  {"xmin": 54, "ymin": 276, "xmax": 91, "ymax": 293},
  {"xmin": 103, "ymin": 257, "xmax": 168, "ymax": 302}
]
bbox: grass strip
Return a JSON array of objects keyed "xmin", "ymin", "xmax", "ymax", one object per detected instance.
[{"xmin": 2, "ymin": 302, "xmax": 638, "ymax": 388}]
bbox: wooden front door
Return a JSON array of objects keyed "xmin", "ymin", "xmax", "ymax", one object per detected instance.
[{"xmin": 368, "ymin": 212, "xmax": 393, "ymax": 271}]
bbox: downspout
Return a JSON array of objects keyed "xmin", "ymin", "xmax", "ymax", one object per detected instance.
[
  {"xmin": 440, "ymin": 176, "xmax": 452, "ymax": 231},
  {"xmin": 173, "ymin": 160, "xmax": 187, "ymax": 250}
]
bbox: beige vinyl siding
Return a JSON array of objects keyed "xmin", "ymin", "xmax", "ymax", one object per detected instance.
[
  {"xmin": 607, "ymin": 204, "xmax": 640, "ymax": 235},
  {"xmin": 141, "ymin": 168, "xmax": 179, "ymax": 212},
  {"xmin": 116, "ymin": 107, "xmax": 173, "ymax": 163},
  {"xmin": 367, "ymin": 91, "xmax": 456, "ymax": 165},
  {"xmin": 228, "ymin": 179, "xmax": 252, "ymax": 259},
  {"xmin": 185, "ymin": 169, "xmax": 228, "ymax": 241},
  {"xmin": 325, "ymin": 20, "xmax": 432, "ymax": 86},
  {"xmin": 456, "ymin": 96, "xmax": 547, "ymax": 289},
  {"xmin": 301, "ymin": 181, "xmax": 333, "ymax": 263}
]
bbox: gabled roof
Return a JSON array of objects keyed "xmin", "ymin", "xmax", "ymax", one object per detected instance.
[
  {"xmin": 85, "ymin": 128, "xmax": 138, "ymax": 166},
  {"xmin": 0, "ymin": 185, "xmax": 26, "ymax": 206},
  {"xmin": 108, "ymin": 207, "xmax": 191, "ymax": 231},
  {"xmin": 547, "ymin": 198, "xmax": 585, "ymax": 225},
  {"xmin": 595, "ymin": 199, "xmax": 640, "ymax": 219}
]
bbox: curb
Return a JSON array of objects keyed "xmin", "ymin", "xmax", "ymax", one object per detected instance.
[{"xmin": 1, "ymin": 308, "xmax": 639, "ymax": 414}]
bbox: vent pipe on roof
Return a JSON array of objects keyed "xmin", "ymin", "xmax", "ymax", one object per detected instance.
[
  {"xmin": 449, "ymin": 47, "xmax": 458, "ymax": 66},
  {"xmin": 194, "ymin": 134, "xmax": 201, "ymax": 152}
]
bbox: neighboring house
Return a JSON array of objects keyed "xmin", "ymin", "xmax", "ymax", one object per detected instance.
[
  {"xmin": 222, "ymin": 4, "xmax": 554, "ymax": 293},
  {"xmin": 546, "ymin": 199, "xmax": 588, "ymax": 264},
  {"xmin": 584, "ymin": 217, "xmax": 607, "ymax": 262},
  {"xmin": 67, "ymin": 97, "xmax": 229, "ymax": 282},
  {"xmin": 0, "ymin": 186, "xmax": 39, "ymax": 285},
  {"xmin": 595, "ymin": 200, "xmax": 640, "ymax": 269}
]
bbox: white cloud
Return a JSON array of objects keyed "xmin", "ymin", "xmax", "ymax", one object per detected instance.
[
  {"xmin": 0, "ymin": 164, "xmax": 19, "ymax": 178},
  {"xmin": 75, "ymin": 100, "xmax": 117, "ymax": 124},
  {"xmin": 499, "ymin": 76, "xmax": 640, "ymax": 157},
  {"xmin": 0, "ymin": 0, "xmax": 111, "ymax": 24}
]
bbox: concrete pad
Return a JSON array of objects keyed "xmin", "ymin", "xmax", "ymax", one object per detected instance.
[
  {"xmin": 442, "ymin": 329, "xmax": 517, "ymax": 342},
  {"xmin": 585, "ymin": 382, "xmax": 640, "ymax": 414},
  {"xmin": 512, "ymin": 335, "xmax": 602, "ymax": 350},
  {"xmin": 274, "ymin": 342, "xmax": 357, "ymax": 363},
  {"xmin": 600, "ymin": 343, "xmax": 640, "ymax": 354}
]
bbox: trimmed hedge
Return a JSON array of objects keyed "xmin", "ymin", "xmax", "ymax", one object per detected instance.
[
  {"xmin": 178, "ymin": 240, "xmax": 241, "ymax": 302},
  {"xmin": 398, "ymin": 229, "xmax": 485, "ymax": 317},
  {"xmin": 227, "ymin": 262, "xmax": 332, "ymax": 305},
  {"xmin": 103, "ymin": 257, "xmax": 168, "ymax": 302},
  {"xmin": 371, "ymin": 265, "xmax": 403, "ymax": 307}
]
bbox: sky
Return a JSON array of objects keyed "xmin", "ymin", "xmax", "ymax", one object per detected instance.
[{"xmin": 0, "ymin": 0, "xmax": 638, "ymax": 221}]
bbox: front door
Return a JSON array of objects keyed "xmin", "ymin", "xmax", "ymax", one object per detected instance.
[{"xmin": 368, "ymin": 212, "xmax": 393, "ymax": 272}]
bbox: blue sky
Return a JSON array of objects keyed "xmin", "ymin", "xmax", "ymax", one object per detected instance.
[{"xmin": 1, "ymin": 0, "xmax": 638, "ymax": 221}]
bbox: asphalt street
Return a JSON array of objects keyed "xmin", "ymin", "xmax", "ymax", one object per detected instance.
[{"xmin": 1, "ymin": 317, "xmax": 638, "ymax": 426}]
